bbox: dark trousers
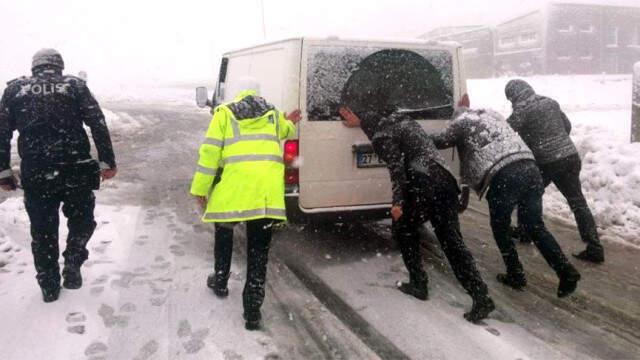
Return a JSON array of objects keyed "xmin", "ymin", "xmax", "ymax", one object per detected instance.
[
  {"xmin": 24, "ymin": 187, "xmax": 97, "ymax": 288},
  {"xmin": 393, "ymin": 164, "xmax": 488, "ymax": 298},
  {"xmin": 214, "ymin": 218, "xmax": 274, "ymax": 313},
  {"xmin": 488, "ymin": 160, "xmax": 571, "ymax": 276},
  {"xmin": 538, "ymin": 154, "xmax": 601, "ymax": 249}
]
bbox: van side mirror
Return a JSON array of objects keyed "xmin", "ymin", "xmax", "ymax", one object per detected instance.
[{"xmin": 196, "ymin": 87, "xmax": 212, "ymax": 108}]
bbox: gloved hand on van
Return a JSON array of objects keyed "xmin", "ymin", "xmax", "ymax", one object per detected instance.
[{"xmin": 285, "ymin": 109, "xmax": 302, "ymax": 124}]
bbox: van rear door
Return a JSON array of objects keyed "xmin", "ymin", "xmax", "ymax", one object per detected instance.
[{"xmin": 298, "ymin": 41, "xmax": 459, "ymax": 211}]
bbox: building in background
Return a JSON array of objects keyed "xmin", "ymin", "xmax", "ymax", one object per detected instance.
[
  {"xmin": 421, "ymin": 1, "xmax": 640, "ymax": 78},
  {"xmin": 419, "ymin": 26, "xmax": 495, "ymax": 79}
]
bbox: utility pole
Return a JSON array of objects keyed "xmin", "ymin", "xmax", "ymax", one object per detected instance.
[
  {"xmin": 260, "ymin": 0, "xmax": 267, "ymax": 40},
  {"xmin": 632, "ymin": 62, "xmax": 640, "ymax": 143}
]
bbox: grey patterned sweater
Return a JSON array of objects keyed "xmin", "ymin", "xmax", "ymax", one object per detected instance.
[{"xmin": 432, "ymin": 108, "xmax": 535, "ymax": 199}]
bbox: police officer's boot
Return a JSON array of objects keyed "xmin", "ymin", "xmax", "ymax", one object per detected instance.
[
  {"xmin": 36, "ymin": 267, "xmax": 62, "ymax": 303},
  {"xmin": 62, "ymin": 265, "xmax": 83, "ymax": 289},
  {"xmin": 557, "ymin": 264, "xmax": 581, "ymax": 298},
  {"xmin": 41, "ymin": 286, "xmax": 61, "ymax": 303},
  {"xmin": 38, "ymin": 273, "xmax": 61, "ymax": 303},
  {"xmin": 243, "ymin": 310, "xmax": 262, "ymax": 331},
  {"xmin": 207, "ymin": 272, "xmax": 229, "ymax": 298}
]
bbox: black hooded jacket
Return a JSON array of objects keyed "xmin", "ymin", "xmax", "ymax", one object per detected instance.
[
  {"xmin": 359, "ymin": 111, "xmax": 455, "ymax": 206},
  {"xmin": 505, "ymin": 79, "xmax": 577, "ymax": 164},
  {"xmin": 0, "ymin": 68, "xmax": 116, "ymax": 182}
]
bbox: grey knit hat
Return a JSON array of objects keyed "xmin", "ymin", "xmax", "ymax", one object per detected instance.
[{"xmin": 32, "ymin": 48, "xmax": 65, "ymax": 70}]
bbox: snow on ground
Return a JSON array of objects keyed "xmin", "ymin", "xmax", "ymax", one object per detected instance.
[
  {"xmin": 97, "ymin": 84, "xmax": 196, "ymax": 108},
  {"xmin": 469, "ymin": 75, "xmax": 640, "ymax": 248}
]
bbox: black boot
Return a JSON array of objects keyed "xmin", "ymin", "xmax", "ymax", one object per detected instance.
[
  {"xmin": 572, "ymin": 245, "xmax": 604, "ymax": 264},
  {"xmin": 557, "ymin": 266, "xmax": 581, "ymax": 298},
  {"xmin": 397, "ymin": 280, "xmax": 429, "ymax": 301},
  {"xmin": 243, "ymin": 310, "xmax": 262, "ymax": 331},
  {"xmin": 496, "ymin": 272, "xmax": 527, "ymax": 290},
  {"xmin": 510, "ymin": 225, "xmax": 532, "ymax": 244},
  {"xmin": 464, "ymin": 295, "xmax": 495, "ymax": 323},
  {"xmin": 41, "ymin": 286, "xmax": 61, "ymax": 303},
  {"xmin": 207, "ymin": 273, "xmax": 229, "ymax": 298},
  {"xmin": 62, "ymin": 265, "xmax": 83, "ymax": 289}
]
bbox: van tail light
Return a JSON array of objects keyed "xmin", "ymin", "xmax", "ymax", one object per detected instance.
[
  {"xmin": 283, "ymin": 140, "xmax": 299, "ymax": 185},
  {"xmin": 458, "ymin": 93, "xmax": 470, "ymax": 108},
  {"xmin": 283, "ymin": 140, "xmax": 299, "ymax": 165}
]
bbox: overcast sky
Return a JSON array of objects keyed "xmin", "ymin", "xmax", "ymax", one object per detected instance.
[{"xmin": 0, "ymin": 0, "xmax": 557, "ymax": 91}]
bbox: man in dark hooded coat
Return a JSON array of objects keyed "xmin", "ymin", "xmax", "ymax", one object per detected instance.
[
  {"xmin": 505, "ymin": 79, "xmax": 604, "ymax": 263},
  {"xmin": 339, "ymin": 103, "xmax": 495, "ymax": 323}
]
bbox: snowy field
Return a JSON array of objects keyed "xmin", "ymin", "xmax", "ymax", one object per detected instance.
[{"xmin": 469, "ymin": 75, "xmax": 639, "ymax": 248}]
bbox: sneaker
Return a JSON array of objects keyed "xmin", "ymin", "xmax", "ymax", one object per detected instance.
[
  {"xmin": 572, "ymin": 246, "xmax": 604, "ymax": 264},
  {"xmin": 62, "ymin": 266, "xmax": 83, "ymax": 289},
  {"xmin": 243, "ymin": 311, "xmax": 262, "ymax": 331},
  {"xmin": 206, "ymin": 273, "xmax": 229, "ymax": 298},
  {"xmin": 397, "ymin": 281, "xmax": 428, "ymax": 301},
  {"xmin": 496, "ymin": 273, "xmax": 527, "ymax": 290},
  {"xmin": 464, "ymin": 296, "xmax": 495, "ymax": 323},
  {"xmin": 42, "ymin": 286, "xmax": 61, "ymax": 303},
  {"xmin": 557, "ymin": 267, "xmax": 581, "ymax": 298}
]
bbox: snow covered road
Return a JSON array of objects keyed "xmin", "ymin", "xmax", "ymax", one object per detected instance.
[{"xmin": 1, "ymin": 80, "xmax": 639, "ymax": 360}]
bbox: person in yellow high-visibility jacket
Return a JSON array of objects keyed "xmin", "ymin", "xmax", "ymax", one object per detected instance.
[{"xmin": 190, "ymin": 77, "xmax": 300, "ymax": 330}]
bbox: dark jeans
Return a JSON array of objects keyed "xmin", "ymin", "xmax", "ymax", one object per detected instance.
[
  {"xmin": 488, "ymin": 160, "xmax": 571, "ymax": 276},
  {"xmin": 24, "ymin": 187, "xmax": 97, "ymax": 288},
  {"xmin": 214, "ymin": 218, "xmax": 274, "ymax": 313},
  {"xmin": 393, "ymin": 164, "xmax": 488, "ymax": 298},
  {"xmin": 538, "ymin": 154, "xmax": 601, "ymax": 249}
]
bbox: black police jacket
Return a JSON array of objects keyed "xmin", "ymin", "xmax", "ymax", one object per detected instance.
[{"xmin": 0, "ymin": 69, "xmax": 116, "ymax": 188}]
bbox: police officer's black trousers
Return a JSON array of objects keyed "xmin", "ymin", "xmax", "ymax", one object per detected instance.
[
  {"xmin": 488, "ymin": 160, "xmax": 572, "ymax": 277},
  {"xmin": 214, "ymin": 219, "xmax": 273, "ymax": 313},
  {"xmin": 24, "ymin": 187, "xmax": 97, "ymax": 288},
  {"xmin": 537, "ymin": 154, "xmax": 602, "ymax": 250},
  {"xmin": 392, "ymin": 164, "xmax": 489, "ymax": 298}
]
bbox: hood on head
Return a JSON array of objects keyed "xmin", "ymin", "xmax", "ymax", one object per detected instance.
[{"xmin": 505, "ymin": 79, "xmax": 535, "ymax": 103}]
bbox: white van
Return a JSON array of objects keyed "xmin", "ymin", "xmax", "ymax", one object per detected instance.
[{"xmin": 197, "ymin": 37, "xmax": 468, "ymax": 222}]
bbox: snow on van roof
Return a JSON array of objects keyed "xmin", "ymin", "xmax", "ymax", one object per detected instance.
[{"xmin": 222, "ymin": 36, "xmax": 461, "ymax": 56}]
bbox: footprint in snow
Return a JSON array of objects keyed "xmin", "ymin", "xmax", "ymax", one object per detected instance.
[
  {"xmin": 66, "ymin": 311, "xmax": 87, "ymax": 335},
  {"xmin": 177, "ymin": 319, "xmax": 209, "ymax": 354},
  {"xmin": 169, "ymin": 244, "xmax": 185, "ymax": 257},
  {"xmin": 84, "ymin": 341, "xmax": 108, "ymax": 357},
  {"xmin": 133, "ymin": 340, "xmax": 159, "ymax": 360},
  {"xmin": 223, "ymin": 350, "xmax": 244, "ymax": 360},
  {"xmin": 97, "ymin": 304, "xmax": 129, "ymax": 328}
]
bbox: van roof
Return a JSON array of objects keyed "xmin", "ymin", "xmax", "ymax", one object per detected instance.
[{"xmin": 222, "ymin": 36, "xmax": 461, "ymax": 56}]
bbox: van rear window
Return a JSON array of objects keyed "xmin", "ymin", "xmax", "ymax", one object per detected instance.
[{"xmin": 307, "ymin": 46, "xmax": 454, "ymax": 121}]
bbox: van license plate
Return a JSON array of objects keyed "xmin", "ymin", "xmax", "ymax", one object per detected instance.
[{"xmin": 356, "ymin": 152, "xmax": 386, "ymax": 168}]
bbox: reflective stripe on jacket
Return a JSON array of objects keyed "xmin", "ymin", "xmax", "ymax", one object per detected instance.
[{"xmin": 190, "ymin": 92, "xmax": 296, "ymax": 222}]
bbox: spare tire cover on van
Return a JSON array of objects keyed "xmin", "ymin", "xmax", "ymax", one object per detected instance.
[{"xmin": 340, "ymin": 49, "xmax": 452, "ymax": 117}]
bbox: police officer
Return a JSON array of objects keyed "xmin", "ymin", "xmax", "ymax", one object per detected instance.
[
  {"xmin": 0, "ymin": 49, "xmax": 117, "ymax": 302},
  {"xmin": 190, "ymin": 78, "xmax": 300, "ymax": 330}
]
